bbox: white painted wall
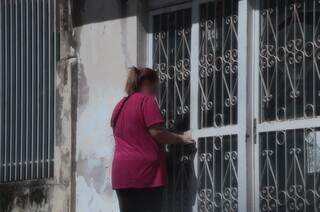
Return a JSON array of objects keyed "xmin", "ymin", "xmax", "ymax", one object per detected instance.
[{"xmin": 74, "ymin": 1, "xmax": 139, "ymax": 211}]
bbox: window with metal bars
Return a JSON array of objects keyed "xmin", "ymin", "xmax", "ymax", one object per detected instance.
[
  {"xmin": 0, "ymin": 0, "xmax": 56, "ymax": 183},
  {"xmin": 152, "ymin": 8, "xmax": 191, "ymax": 132},
  {"xmin": 151, "ymin": 2, "xmax": 240, "ymax": 211}
]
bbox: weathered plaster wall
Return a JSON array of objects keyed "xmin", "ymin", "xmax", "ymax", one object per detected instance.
[
  {"xmin": 0, "ymin": 0, "xmax": 76, "ymax": 211},
  {"xmin": 73, "ymin": 1, "xmax": 144, "ymax": 211}
]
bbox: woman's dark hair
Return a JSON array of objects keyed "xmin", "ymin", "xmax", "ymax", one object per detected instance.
[{"xmin": 125, "ymin": 67, "xmax": 158, "ymax": 95}]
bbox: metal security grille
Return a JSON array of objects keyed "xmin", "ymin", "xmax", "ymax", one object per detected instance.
[
  {"xmin": 197, "ymin": 1, "xmax": 239, "ymax": 212},
  {"xmin": 259, "ymin": 0, "xmax": 320, "ymax": 122},
  {"xmin": 0, "ymin": 0, "xmax": 56, "ymax": 183},
  {"xmin": 198, "ymin": 135, "xmax": 238, "ymax": 212},
  {"xmin": 151, "ymin": 0, "xmax": 320, "ymax": 211},
  {"xmin": 152, "ymin": 8, "xmax": 193, "ymax": 212},
  {"xmin": 258, "ymin": 1, "xmax": 320, "ymax": 212},
  {"xmin": 152, "ymin": 8, "xmax": 191, "ymax": 132},
  {"xmin": 151, "ymin": 1, "xmax": 245, "ymax": 212},
  {"xmin": 199, "ymin": 0, "xmax": 239, "ymax": 128},
  {"xmin": 259, "ymin": 128, "xmax": 320, "ymax": 212}
]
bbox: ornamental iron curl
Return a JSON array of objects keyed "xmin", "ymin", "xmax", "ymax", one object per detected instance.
[
  {"xmin": 259, "ymin": 0, "xmax": 320, "ymax": 122},
  {"xmin": 199, "ymin": 1, "xmax": 239, "ymax": 129},
  {"xmin": 152, "ymin": 9, "xmax": 191, "ymax": 131},
  {"xmin": 198, "ymin": 135, "xmax": 238, "ymax": 212},
  {"xmin": 259, "ymin": 128, "xmax": 320, "ymax": 212}
]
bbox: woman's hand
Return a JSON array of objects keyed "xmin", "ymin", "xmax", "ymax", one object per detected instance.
[
  {"xmin": 149, "ymin": 125, "xmax": 195, "ymax": 145},
  {"xmin": 180, "ymin": 134, "xmax": 195, "ymax": 145}
]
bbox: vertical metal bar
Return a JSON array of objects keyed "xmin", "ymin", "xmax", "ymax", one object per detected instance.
[
  {"xmin": 165, "ymin": 14, "xmax": 169, "ymax": 129},
  {"xmin": 204, "ymin": 137, "xmax": 208, "ymax": 212},
  {"xmin": 14, "ymin": 0, "xmax": 18, "ymax": 181},
  {"xmin": 313, "ymin": 1, "xmax": 316, "ymax": 119},
  {"xmin": 204, "ymin": 4, "xmax": 208, "ymax": 127},
  {"xmin": 20, "ymin": 0, "xmax": 24, "ymax": 180},
  {"xmin": 212, "ymin": 136, "xmax": 215, "ymax": 210},
  {"xmin": 52, "ymin": 0, "xmax": 57, "ymax": 178},
  {"xmin": 220, "ymin": 135, "xmax": 224, "ymax": 209},
  {"xmin": 173, "ymin": 12, "xmax": 176, "ymax": 134},
  {"xmin": 265, "ymin": 0, "xmax": 269, "ymax": 122},
  {"xmin": 266, "ymin": 132, "xmax": 270, "ymax": 207},
  {"xmin": 147, "ymin": 12, "xmax": 153, "ymax": 68},
  {"xmin": 4, "ymin": 0, "xmax": 8, "ymax": 182},
  {"xmin": 275, "ymin": 0, "xmax": 279, "ymax": 121},
  {"xmin": 312, "ymin": 4, "xmax": 316, "ymax": 210},
  {"xmin": 253, "ymin": 0, "xmax": 261, "ymax": 210},
  {"xmin": 259, "ymin": 7, "xmax": 263, "ymax": 123},
  {"xmin": 230, "ymin": 1, "xmax": 234, "ymax": 125},
  {"xmin": 313, "ymin": 128, "xmax": 317, "ymax": 211},
  {"xmin": 9, "ymin": 0, "xmax": 13, "ymax": 182},
  {"xmin": 284, "ymin": 1, "xmax": 287, "ymax": 120},
  {"xmin": 221, "ymin": 0, "xmax": 225, "ymax": 126},
  {"xmin": 31, "ymin": 0, "xmax": 34, "ymax": 179},
  {"xmin": 173, "ymin": 12, "xmax": 178, "ymax": 212},
  {"xmin": 25, "ymin": 0, "xmax": 29, "ymax": 180},
  {"xmin": 293, "ymin": 2, "xmax": 297, "ymax": 119},
  {"xmin": 213, "ymin": 1, "xmax": 217, "ymax": 127},
  {"xmin": 296, "ymin": 129, "xmax": 298, "ymax": 211},
  {"xmin": 36, "ymin": 0, "xmax": 40, "ymax": 179},
  {"xmin": 190, "ymin": 1, "xmax": 199, "ymax": 210},
  {"xmin": 302, "ymin": 1, "xmax": 306, "ymax": 119},
  {"xmin": 0, "ymin": 0, "xmax": 3, "ymax": 183},
  {"xmin": 302, "ymin": 4, "xmax": 307, "ymax": 211},
  {"xmin": 275, "ymin": 131, "xmax": 279, "ymax": 212},
  {"xmin": 303, "ymin": 129, "xmax": 307, "ymax": 212},
  {"xmin": 237, "ymin": 0, "xmax": 248, "ymax": 210},
  {"xmin": 47, "ymin": 0, "xmax": 51, "ymax": 178},
  {"xmin": 284, "ymin": 130, "xmax": 287, "ymax": 212},
  {"xmin": 41, "ymin": 0, "xmax": 48, "ymax": 178}
]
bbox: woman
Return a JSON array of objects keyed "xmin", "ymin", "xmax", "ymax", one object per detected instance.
[{"xmin": 111, "ymin": 67, "xmax": 193, "ymax": 212}]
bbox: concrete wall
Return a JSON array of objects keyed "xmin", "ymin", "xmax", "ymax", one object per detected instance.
[
  {"xmin": 73, "ymin": 0, "xmax": 147, "ymax": 211},
  {"xmin": 0, "ymin": 1, "xmax": 76, "ymax": 211}
]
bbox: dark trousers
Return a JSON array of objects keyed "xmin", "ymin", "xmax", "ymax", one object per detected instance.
[{"xmin": 116, "ymin": 187, "xmax": 164, "ymax": 212}]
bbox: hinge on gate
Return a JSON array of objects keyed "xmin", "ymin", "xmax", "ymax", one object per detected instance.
[{"xmin": 253, "ymin": 118, "xmax": 257, "ymax": 144}]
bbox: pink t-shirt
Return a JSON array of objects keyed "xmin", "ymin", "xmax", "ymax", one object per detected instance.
[{"xmin": 111, "ymin": 92, "xmax": 167, "ymax": 189}]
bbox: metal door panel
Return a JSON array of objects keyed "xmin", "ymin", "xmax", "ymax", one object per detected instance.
[
  {"xmin": 150, "ymin": 1, "xmax": 247, "ymax": 211},
  {"xmin": 255, "ymin": 1, "xmax": 320, "ymax": 211}
]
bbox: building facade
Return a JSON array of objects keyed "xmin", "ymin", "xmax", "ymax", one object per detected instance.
[{"xmin": 1, "ymin": 0, "xmax": 320, "ymax": 212}]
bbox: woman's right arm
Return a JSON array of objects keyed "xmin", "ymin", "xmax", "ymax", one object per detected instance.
[{"xmin": 148, "ymin": 124, "xmax": 194, "ymax": 145}]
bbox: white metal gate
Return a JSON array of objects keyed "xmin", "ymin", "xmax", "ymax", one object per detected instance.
[
  {"xmin": 253, "ymin": 0, "xmax": 320, "ymax": 211},
  {"xmin": 149, "ymin": 0, "xmax": 320, "ymax": 211},
  {"xmin": 150, "ymin": 0, "xmax": 248, "ymax": 211}
]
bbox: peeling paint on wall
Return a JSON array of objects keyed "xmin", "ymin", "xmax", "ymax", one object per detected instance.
[
  {"xmin": 73, "ymin": 0, "xmax": 140, "ymax": 211},
  {"xmin": 0, "ymin": 182, "xmax": 51, "ymax": 212}
]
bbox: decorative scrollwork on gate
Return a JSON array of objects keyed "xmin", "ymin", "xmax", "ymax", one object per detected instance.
[
  {"xmin": 259, "ymin": 128, "xmax": 320, "ymax": 212},
  {"xmin": 259, "ymin": 0, "xmax": 320, "ymax": 122},
  {"xmin": 152, "ymin": 9, "xmax": 194, "ymax": 212},
  {"xmin": 199, "ymin": 1, "xmax": 239, "ymax": 128},
  {"xmin": 153, "ymin": 9, "xmax": 191, "ymax": 131},
  {"xmin": 198, "ymin": 135, "xmax": 238, "ymax": 212}
]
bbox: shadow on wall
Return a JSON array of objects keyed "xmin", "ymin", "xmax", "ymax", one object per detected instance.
[{"xmin": 72, "ymin": 0, "xmax": 137, "ymax": 27}]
